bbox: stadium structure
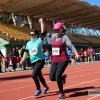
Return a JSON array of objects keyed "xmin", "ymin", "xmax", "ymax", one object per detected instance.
[{"xmin": 0, "ymin": 0, "xmax": 100, "ymax": 56}]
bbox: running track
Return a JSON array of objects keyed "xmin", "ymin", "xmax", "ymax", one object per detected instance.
[{"xmin": 0, "ymin": 62, "xmax": 100, "ymax": 100}]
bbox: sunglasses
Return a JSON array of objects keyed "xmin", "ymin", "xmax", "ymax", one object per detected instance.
[{"xmin": 30, "ymin": 34, "xmax": 35, "ymax": 36}]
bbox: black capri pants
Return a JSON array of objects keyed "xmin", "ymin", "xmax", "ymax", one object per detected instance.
[
  {"xmin": 32, "ymin": 60, "xmax": 48, "ymax": 90},
  {"xmin": 49, "ymin": 60, "xmax": 68, "ymax": 94}
]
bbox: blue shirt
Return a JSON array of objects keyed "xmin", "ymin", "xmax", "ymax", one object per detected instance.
[
  {"xmin": 26, "ymin": 38, "xmax": 44, "ymax": 63},
  {"xmin": 44, "ymin": 52, "xmax": 49, "ymax": 60},
  {"xmin": 67, "ymin": 50, "xmax": 72, "ymax": 56}
]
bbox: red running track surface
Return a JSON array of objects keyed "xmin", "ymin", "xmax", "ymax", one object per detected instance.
[{"xmin": 0, "ymin": 62, "xmax": 100, "ymax": 100}]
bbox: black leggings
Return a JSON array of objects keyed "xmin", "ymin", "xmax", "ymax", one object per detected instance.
[
  {"xmin": 32, "ymin": 60, "xmax": 48, "ymax": 90},
  {"xmin": 49, "ymin": 60, "xmax": 68, "ymax": 94},
  {"xmin": 13, "ymin": 64, "xmax": 16, "ymax": 70}
]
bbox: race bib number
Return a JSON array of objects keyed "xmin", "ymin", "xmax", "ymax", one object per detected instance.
[
  {"xmin": 30, "ymin": 48, "xmax": 38, "ymax": 56},
  {"xmin": 52, "ymin": 48, "xmax": 60, "ymax": 55}
]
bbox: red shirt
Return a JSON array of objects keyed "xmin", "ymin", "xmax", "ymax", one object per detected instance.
[
  {"xmin": 12, "ymin": 56, "xmax": 17, "ymax": 64},
  {"xmin": 0, "ymin": 54, "xmax": 2, "ymax": 60},
  {"xmin": 52, "ymin": 35, "xmax": 68, "ymax": 63},
  {"xmin": 87, "ymin": 49, "xmax": 91, "ymax": 55},
  {"xmin": 5, "ymin": 57, "xmax": 10, "ymax": 62}
]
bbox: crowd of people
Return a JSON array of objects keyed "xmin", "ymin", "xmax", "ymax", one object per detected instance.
[
  {"xmin": 0, "ymin": 45, "xmax": 30, "ymax": 72},
  {"xmin": 0, "ymin": 43, "xmax": 100, "ymax": 73},
  {"xmin": 0, "ymin": 41, "xmax": 100, "ymax": 73},
  {"xmin": 67, "ymin": 47, "xmax": 100, "ymax": 65},
  {"xmin": 43, "ymin": 47, "xmax": 100, "ymax": 67}
]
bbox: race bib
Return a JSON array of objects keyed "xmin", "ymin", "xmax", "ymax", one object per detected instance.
[
  {"xmin": 52, "ymin": 48, "xmax": 60, "ymax": 55},
  {"xmin": 30, "ymin": 48, "xmax": 38, "ymax": 56}
]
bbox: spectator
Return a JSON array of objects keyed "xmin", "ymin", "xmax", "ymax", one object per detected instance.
[
  {"xmin": 87, "ymin": 47, "xmax": 91, "ymax": 63},
  {"xmin": 10, "ymin": 48, "xmax": 17, "ymax": 71},
  {"xmin": 44, "ymin": 49, "xmax": 50, "ymax": 67},
  {"xmin": 10, "ymin": 47, "xmax": 17, "ymax": 57},
  {"xmin": 5, "ymin": 54, "xmax": 10, "ymax": 71},
  {"xmin": 21, "ymin": 45, "xmax": 27, "ymax": 70},
  {"xmin": 0, "ymin": 50, "xmax": 3, "ymax": 73},
  {"xmin": 90, "ymin": 47, "xmax": 94, "ymax": 62},
  {"xmin": 79, "ymin": 48, "xmax": 84, "ymax": 63},
  {"xmin": 66, "ymin": 47, "xmax": 72, "ymax": 64},
  {"xmin": 84, "ymin": 49, "xmax": 87, "ymax": 62},
  {"xmin": 93, "ymin": 49, "xmax": 96, "ymax": 61},
  {"xmin": 12, "ymin": 55, "xmax": 17, "ymax": 71}
]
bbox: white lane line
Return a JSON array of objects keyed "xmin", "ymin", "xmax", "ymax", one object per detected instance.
[
  {"xmin": 0, "ymin": 79, "xmax": 32, "ymax": 85},
  {"xmin": 87, "ymin": 95, "xmax": 100, "ymax": 100},
  {"xmin": 1, "ymin": 62, "xmax": 100, "ymax": 75},
  {"xmin": 19, "ymin": 77, "xmax": 100, "ymax": 100},
  {"xmin": 68, "ymin": 67, "xmax": 100, "ymax": 74},
  {"xmin": 0, "ymin": 84, "xmax": 35, "ymax": 92},
  {"xmin": 0, "ymin": 70, "xmax": 100, "ymax": 92},
  {"xmin": 1, "ymin": 66, "xmax": 100, "ymax": 86},
  {"xmin": 68, "ymin": 70, "xmax": 100, "ymax": 79}
]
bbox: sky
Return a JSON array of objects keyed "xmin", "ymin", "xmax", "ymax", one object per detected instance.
[{"xmin": 79, "ymin": 0, "xmax": 100, "ymax": 7}]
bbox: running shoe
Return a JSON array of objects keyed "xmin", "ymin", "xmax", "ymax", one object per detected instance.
[
  {"xmin": 42, "ymin": 87, "xmax": 49, "ymax": 94},
  {"xmin": 34, "ymin": 90, "xmax": 42, "ymax": 97},
  {"xmin": 58, "ymin": 93, "xmax": 66, "ymax": 99},
  {"xmin": 62, "ymin": 74, "xmax": 67, "ymax": 84}
]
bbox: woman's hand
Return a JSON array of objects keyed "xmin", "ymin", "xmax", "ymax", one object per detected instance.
[
  {"xmin": 39, "ymin": 18, "xmax": 45, "ymax": 33},
  {"xmin": 20, "ymin": 59, "xmax": 24, "ymax": 65},
  {"xmin": 74, "ymin": 51, "xmax": 80, "ymax": 60},
  {"xmin": 75, "ymin": 54, "xmax": 80, "ymax": 60},
  {"xmin": 39, "ymin": 18, "xmax": 43, "ymax": 23}
]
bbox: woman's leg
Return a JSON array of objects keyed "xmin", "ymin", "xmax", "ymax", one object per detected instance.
[
  {"xmin": 32, "ymin": 60, "xmax": 48, "ymax": 90},
  {"xmin": 49, "ymin": 62, "xmax": 57, "ymax": 81},
  {"xmin": 37, "ymin": 60, "xmax": 48, "ymax": 88},
  {"xmin": 56, "ymin": 61, "xmax": 68, "ymax": 94},
  {"xmin": 84, "ymin": 56, "xmax": 87, "ymax": 62}
]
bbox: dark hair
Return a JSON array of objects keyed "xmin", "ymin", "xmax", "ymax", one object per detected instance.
[
  {"xmin": 30, "ymin": 29, "xmax": 39, "ymax": 37},
  {"xmin": 62, "ymin": 28, "xmax": 66, "ymax": 33}
]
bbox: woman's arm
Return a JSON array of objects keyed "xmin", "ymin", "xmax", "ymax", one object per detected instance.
[
  {"xmin": 63, "ymin": 35, "xmax": 80, "ymax": 59},
  {"xmin": 39, "ymin": 18, "xmax": 45, "ymax": 33},
  {"xmin": 39, "ymin": 18, "xmax": 47, "ymax": 40},
  {"xmin": 21, "ymin": 52, "xmax": 27, "ymax": 61},
  {"xmin": 39, "ymin": 18, "xmax": 56, "ymax": 40},
  {"xmin": 20, "ymin": 51, "xmax": 27, "ymax": 65},
  {"xmin": 20, "ymin": 44, "xmax": 28, "ymax": 65}
]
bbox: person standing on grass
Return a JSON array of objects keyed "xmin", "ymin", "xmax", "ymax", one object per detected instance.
[
  {"xmin": 45, "ymin": 21, "xmax": 80, "ymax": 99},
  {"xmin": 20, "ymin": 18, "xmax": 49, "ymax": 97}
]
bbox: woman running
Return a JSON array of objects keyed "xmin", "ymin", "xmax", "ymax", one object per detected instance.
[
  {"xmin": 46, "ymin": 22, "xmax": 80, "ymax": 99},
  {"xmin": 20, "ymin": 18, "xmax": 49, "ymax": 97}
]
